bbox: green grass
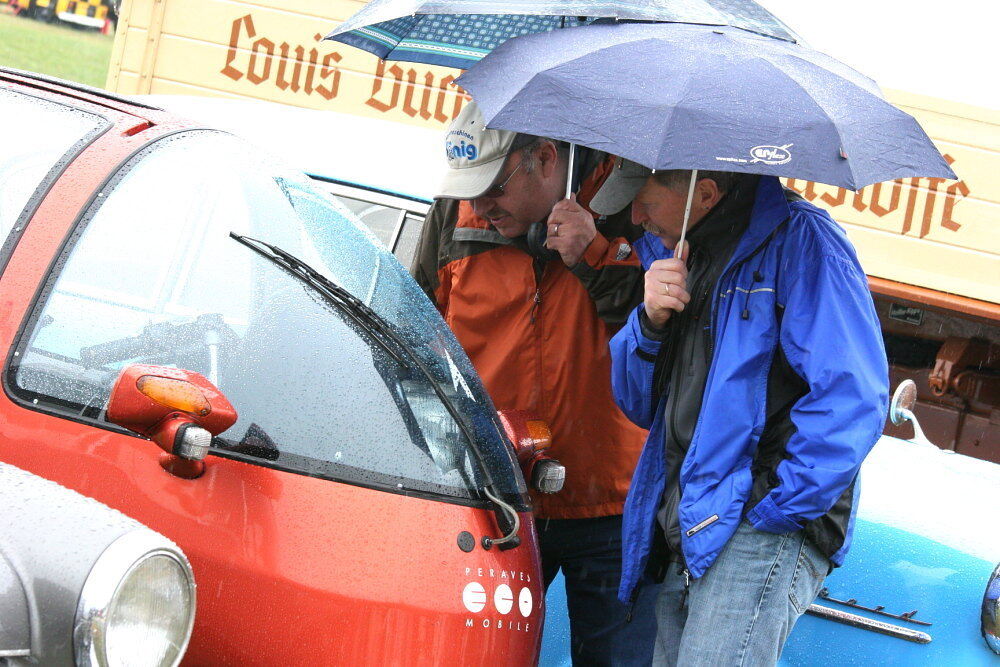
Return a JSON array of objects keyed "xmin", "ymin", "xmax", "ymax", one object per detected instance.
[{"xmin": 0, "ymin": 10, "xmax": 113, "ymax": 88}]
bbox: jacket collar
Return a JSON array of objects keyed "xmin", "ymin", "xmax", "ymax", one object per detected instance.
[
  {"xmin": 724, "ymin": 176, "xmax": 792, "ymax": 269},
  {"xmin": 635, "ymin": 176, "xmax": 791, "ymax": 270}
]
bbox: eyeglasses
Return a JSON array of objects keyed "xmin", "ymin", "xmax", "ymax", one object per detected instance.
[{"xmin": 481, "ymin": 158, "xmax": 524, "ymax": 199}]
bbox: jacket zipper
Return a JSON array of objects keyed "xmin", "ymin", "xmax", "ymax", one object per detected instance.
[
  {"xmin": 679, "ymin": 568, "xmax": 691, "ymax": 610},
  {"xmin": 678, "ymin": 226, "xmax": 785, "ymax": 537},
  {"xmin": 625, "ymin": 585, "xmax": 641, "ymax": 623},
  {"xmin": 530, "ymin": 257, "xmax": 545, "ymax": 323},
  {"xmin": 530, "ymin": 258, "xmax": 547, "ymax": 422}
]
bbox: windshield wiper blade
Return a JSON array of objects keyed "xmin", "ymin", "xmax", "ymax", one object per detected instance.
[
  {"xmin": 229, "ymin": 232, "xmax": 518, "ymax": 544},
  {"xmin": 229, "ymin": 232, "xmax": 408, "ymax": 364}
]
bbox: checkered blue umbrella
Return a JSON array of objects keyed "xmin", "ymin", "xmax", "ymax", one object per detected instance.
[{"xmin": 324, "ymin": 0, "xmax": 801, "ymax": 69}]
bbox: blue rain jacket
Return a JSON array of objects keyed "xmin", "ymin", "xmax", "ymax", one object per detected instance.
[{"xmin": 612, "ymin": 177, "xmax": 888, "ymax": 603}]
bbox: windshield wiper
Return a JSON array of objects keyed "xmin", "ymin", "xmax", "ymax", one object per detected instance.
[
  {"xmin": 229, "ymin": 232, "xmax": 521, "ymax": 548},
  {"xmin": 230, "ymin": 232, "xmax": 411, "ymax": 361}
]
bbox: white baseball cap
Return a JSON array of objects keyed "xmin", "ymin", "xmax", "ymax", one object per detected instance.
[
  {"xmin": 437, "ymin": 100, "xmax": 521, "ymax": 200},
  {"xmin": 589, "ymin": 157, "xmax": 654, "ymax": 215}
]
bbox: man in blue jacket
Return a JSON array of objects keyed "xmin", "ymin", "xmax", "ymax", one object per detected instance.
[{"xmin": 589, "ymin": 161, "xmax": 889, "ymax": 665}]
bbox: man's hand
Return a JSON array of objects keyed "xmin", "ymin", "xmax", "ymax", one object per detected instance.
[
  {"xmin": 545, "ymin": 194, "xmax": 597, "ymax": 266},
  {"xmin": 644, "ymin": 245, "xmax": 690, "ymax": 328}
]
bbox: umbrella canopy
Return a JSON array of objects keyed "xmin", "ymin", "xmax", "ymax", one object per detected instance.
[
  {"xmin": 325, "ymin": 0, "xmax": 801, "ymax": 69},
  {"xmin": 456, "ymin": 22, "xmax": 956, "ymax": 191}
]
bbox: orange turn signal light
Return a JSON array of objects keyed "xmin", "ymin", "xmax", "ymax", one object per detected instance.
[
  {"xmin": 525, "ymin": 420, "xmax": 552, "ymax": 451},
  {"xmin": 137, "ymin": 375, "xmax": 211, "ymax": 417}
]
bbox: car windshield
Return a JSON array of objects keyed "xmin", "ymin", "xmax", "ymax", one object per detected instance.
[{"xmin": 12, "ymin": 130, "xmax": 526, "ymax": 505}]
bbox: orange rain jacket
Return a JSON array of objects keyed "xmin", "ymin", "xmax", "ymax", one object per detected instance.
[{"xmin": 411, "ymin": 159, "xmax": 649, "ymax": 519}]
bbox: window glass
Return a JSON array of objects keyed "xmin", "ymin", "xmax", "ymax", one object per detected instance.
[
  {"xmin": 0, "ymin": 88, "xmax": 107, "ymax": 242},
  {"xmin": 11, "ymin": 131, "xmax": 524, "ymax": 504},
  {"xmin": 334, "ymin": 194, "xmax": 402, "ymax": 248},
  {"xmin": 328, "ymin": 192, "xmax": 425, "ymax": 265},
  {"xmin": 393, "ymin": 213, "xmax": 424, "ymax": 267}
]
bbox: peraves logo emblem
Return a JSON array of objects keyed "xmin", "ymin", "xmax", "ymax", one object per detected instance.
[{"xmin": 749, "ymin": 144, "xmax": 793, "ymax": 165}]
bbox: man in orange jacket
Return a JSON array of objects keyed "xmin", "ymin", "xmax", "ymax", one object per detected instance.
[{"xmin": 411, "ymin": 101, "xmax": 659, "ymax": 663}]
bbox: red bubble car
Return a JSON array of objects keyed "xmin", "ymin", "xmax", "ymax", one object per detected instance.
[{"xmin": 0, "ymin": 68, "xmax": 554, "ymax": 665}]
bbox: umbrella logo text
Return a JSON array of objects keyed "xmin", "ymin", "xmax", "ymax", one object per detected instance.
[{"xmin": 750, "ymin": 144, "xmax": 793, "ymax": 165}]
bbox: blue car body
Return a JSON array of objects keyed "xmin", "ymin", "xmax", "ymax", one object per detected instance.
[{"xmin": 540, "ymin": 433, "xmax": 1000, "ymax": 665}]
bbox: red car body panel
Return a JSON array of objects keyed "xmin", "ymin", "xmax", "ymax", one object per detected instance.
[{"xmin": 0, "ymin": 72, "xmax": 543, "ymax": 665}]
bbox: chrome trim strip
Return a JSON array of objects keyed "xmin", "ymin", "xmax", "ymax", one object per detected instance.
[
  {"xmin": 806, "ymin": 603, "xmax": 932, "ymax": 644},
  {"xmin": 388, "ymin": 208, "xmax": 408, "ymax": 253}
]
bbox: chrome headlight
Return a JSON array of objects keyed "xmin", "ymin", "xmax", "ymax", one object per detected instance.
[
  {"xmin": 984, "ymin": 563, "xmax": 1000, "ymax": 655},
  {"xmin": 75, "ymin": 530, "xmax": 196, "ymax": 667}
]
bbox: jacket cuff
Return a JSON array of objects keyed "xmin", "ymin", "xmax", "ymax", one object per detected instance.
[
  {"xmin": 629, "ymin": 306, "xmax": 663, "ymax": 360},
  {"xmin": 578, "ymin": 232, "xmax": 610, "ymax": 268},
  {"xmin": 746, "ymin": 495, "xmax": 802, "ymax": 534},
  {"xmin": 639, "ymin": 308, "xmax": 670, "ymax": 341}
]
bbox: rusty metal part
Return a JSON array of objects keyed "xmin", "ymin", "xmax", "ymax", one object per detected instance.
[
  {"xmin": 929, "ymin": 337, "xmax": 993, "ymax": 397},
  {"xmin": 952, "ymin": 370, "xmax": 1000, "ymax": 406}
]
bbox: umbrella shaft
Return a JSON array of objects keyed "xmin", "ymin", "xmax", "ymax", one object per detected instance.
[
  {"xmin": 677, "ymin": 169, "xmax": 698, "ymax": 261},
  {"xmin": 566, "ymin": 143, "xmax": 575, "ymax": 199}
]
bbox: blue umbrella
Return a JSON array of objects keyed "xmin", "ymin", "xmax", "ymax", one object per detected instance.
[
  {"xmin": 457, "ymin": 21, "xmax": 955, "ymax": 191},
  {"xmin": 456, "ymin": 21, "xmax": 955, "ymax": 251},
  {"xmin": 324, "ymin": 0, "xmax": 801, "ymax": 70}
]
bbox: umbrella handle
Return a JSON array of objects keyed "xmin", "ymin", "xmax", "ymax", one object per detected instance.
[
  {"xmin": 565, "ymin": 142, "xmax": 575, "ymax": 199},
  {"xmin": 676, "ymin": 169, "xmax": 698, "ymax": 263}
]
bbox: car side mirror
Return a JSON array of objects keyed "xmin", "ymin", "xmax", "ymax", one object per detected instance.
[
  {"xmin": 889, "ymin": 379, "xmax": 932, "ymax": 447},
  {"xmin": 497, "ymin": 410, "xmax": 565, "ymax": 494},
  {"xmin": 107, "ymin": 364, "xmax": 238, "ymax": 478}
]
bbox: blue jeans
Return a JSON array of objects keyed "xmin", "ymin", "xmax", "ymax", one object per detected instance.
[
  {"xmin": 652, "ymin": 519, "xmax": 829, "ymax": 666},
  {"xmin": 539, "ymin": 515, "xmax": 659, "ymax": 666}
]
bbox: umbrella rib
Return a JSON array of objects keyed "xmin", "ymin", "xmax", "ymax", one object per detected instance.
[
  {"xmin": 770, "ymin": 50, "xmax": 919, "ymax": 188},
  {"xmin": 751, "ymin": 54, "xmax": 861, "ymax": 189},
  {"xmin": 651, "ymin": 46, "xmax": 704, "ymax": 169}
]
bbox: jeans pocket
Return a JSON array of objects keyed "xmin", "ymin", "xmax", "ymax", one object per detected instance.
[{"xmin": 788, "ymin": 536, "xmax": 826, "ymax": 616}]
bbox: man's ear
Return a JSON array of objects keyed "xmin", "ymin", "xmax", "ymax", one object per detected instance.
[
  {"xmin": 536, "ymin": 141, "xmax": 560, "ymax": 178},
  {"xmin": 697, "ymin": 178, "xmax": 723, "ymax": 210}
]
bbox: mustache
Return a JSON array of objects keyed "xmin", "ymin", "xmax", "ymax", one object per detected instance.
[{"xmin": 484, "ymin": 207, "xmax": 510, "ymax": 221}]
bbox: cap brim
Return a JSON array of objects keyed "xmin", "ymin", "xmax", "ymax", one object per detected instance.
[
  {"xmin": 436, "ymin": 154, "xmax": 508, "ymax": 200},
  {"xmin": 589, "ymin": 159, "xmax": 653, "ymax": 215}
]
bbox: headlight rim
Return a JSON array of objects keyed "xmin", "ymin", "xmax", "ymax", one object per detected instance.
[{"xmin": 74, "ymin": 529, "xmax": 196, "ymax": 667}]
